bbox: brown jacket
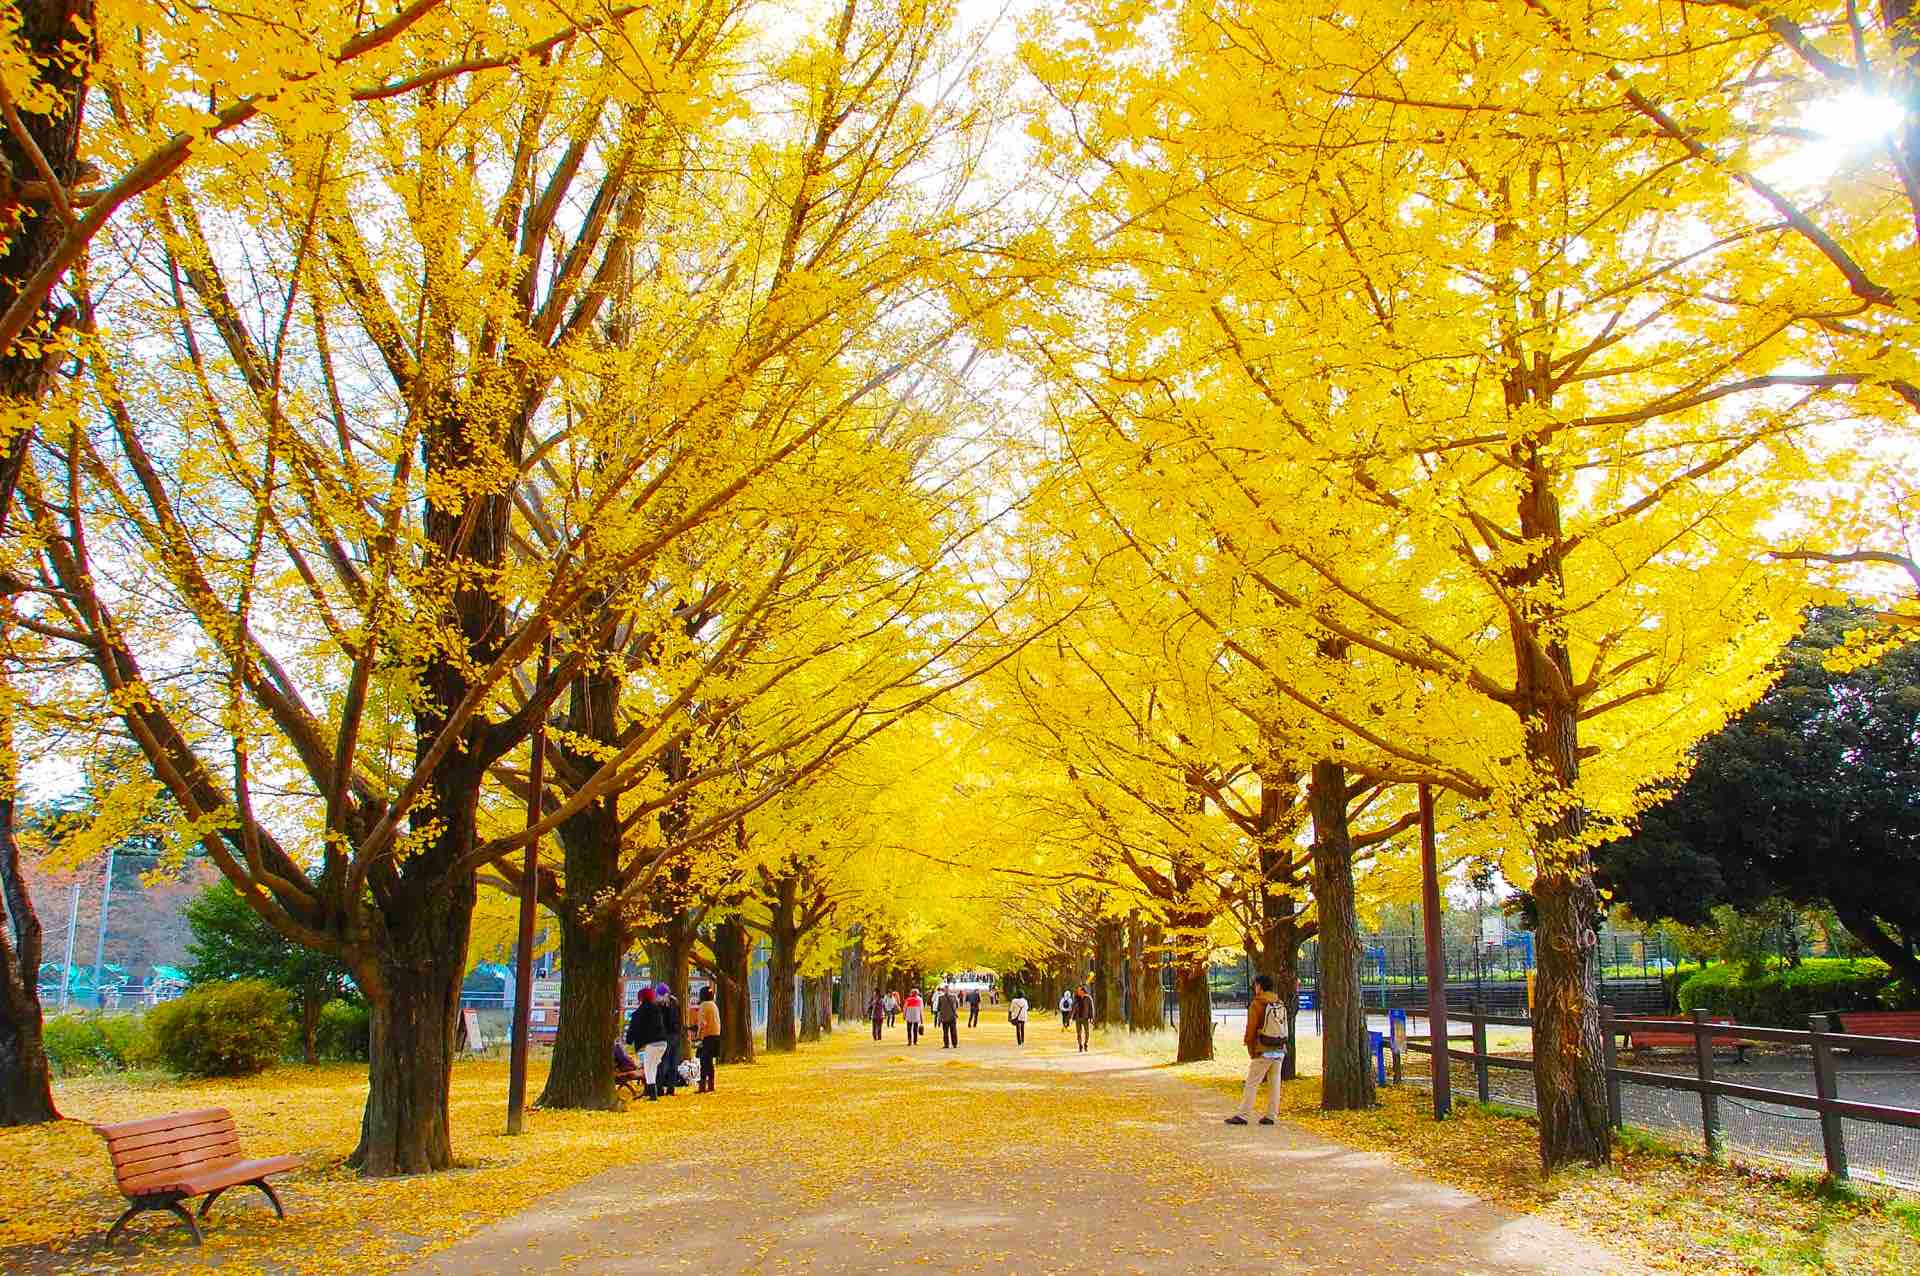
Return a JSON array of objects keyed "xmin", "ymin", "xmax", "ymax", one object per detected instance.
[
  {"xmin": 1244, "ymin": 989, "xmax": 1280, "ymax": 1058},
  {"xmin": 697, "ymin": 999, "xmax": 721, "ymax": 1039}
]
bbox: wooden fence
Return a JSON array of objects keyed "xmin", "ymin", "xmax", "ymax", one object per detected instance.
[{"xmin": 1404, "ymin": 1004, "xmax": 1920, "ymax": 1185}]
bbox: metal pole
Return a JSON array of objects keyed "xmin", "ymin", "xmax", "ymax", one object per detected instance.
[
  {"xmin": 59, "ymin": 878, "xmax": 80, "ymax": 1008},
  {"xmin": 506, "ymin": 635, "xmax": 552, "ymax": 1136},
  {"xmin": 1419, "ymin": 783, "xmax": 1451, "ymax": 1118},
  {"xmin": 91, "ymin": 844, "xmax": 117, "ymax": 1008}
]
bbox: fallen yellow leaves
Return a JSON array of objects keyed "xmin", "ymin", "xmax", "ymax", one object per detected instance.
[
  {"xmin": 5, "ymin": 1021, "xmax": 1916, "ymax": 1276},
  {"xmin": 1151, "ymin": 1038, "xmax": 1920, "ymax": 1276},
  {"xmin": 2, "ymin": 1048, "xmax": 837, "ymax": 1274}
]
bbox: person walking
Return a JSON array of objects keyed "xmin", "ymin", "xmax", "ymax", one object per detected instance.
[
  {"xmin": 885, "ymin": 990, "xmax": 899, "ymax": 1028},
  {"xmin": 868, "ymin": 990, "xmax": 886, "ymax": 1041},
  {"xmin": 656, "ymin": 983, "xmax": 683, "ymax": 1096},
  {"xmin": 1226, "ymin": 974, "xmax": 1288, "ymax": 1125},
  {"xmin": 1071, "ymin": 984, "xmax": 1094, "ymax": 1052},
  {"xmin": 936, "ymin": 984, "xmax": 960, "ymax": 1048},
  {"xmin": 625, "ymin": 985, "xmax": 668, "ymax": 1100},
  {"xmin": 903, "ymin": 988, "xmax": 925, "ymax": 1045},
  {"xmin": 1008, "ymin": 991, "xmax": 1029, "ymax": 1045},
  {"xmin": 1059, "ymin": 989, "xmax": 1073, "ymax": 1029},
  {"xmin": 695, "ymin": 984, "xmax": 722, "ymax": 1093},
  {"xmin": 966, "ymin": 986, "xmax": 981, "ymax": 1028}
]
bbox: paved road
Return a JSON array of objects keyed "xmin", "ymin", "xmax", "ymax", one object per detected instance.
[{"xmin": 405, "ymin": 1022, "xmax": 1636, "ymax": 1275}]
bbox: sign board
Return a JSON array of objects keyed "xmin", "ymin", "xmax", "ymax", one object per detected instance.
[{"xmin": 459, "ymin": 1008, "xmax": 484, "ymax": 1054}]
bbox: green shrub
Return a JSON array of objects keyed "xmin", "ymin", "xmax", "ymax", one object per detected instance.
[
  {"xmin": 148, "ymin": 980, "xmax": 290, "ymax": 1077},
  {"xmin": 1676, "ymin": 957, "xmax": 1893, "ymax": 1027},
  {"xmin": 42, "ymin": 1013, "xmax": 114, "ymax": 1075},
  {"xmin": 96, "ymin": 1012, "xmax": 160, "ymax": 1070},
  {"xmin": 40, "ymin": 1010, "xmax": 160, "ymax": 1074},
  {"xmin": 314, "ymin": 999, "xmax": 371, "ymax": 1062}
]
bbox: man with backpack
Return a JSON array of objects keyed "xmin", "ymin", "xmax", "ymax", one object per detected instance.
[{"xmin": 1226, "ymin": 974, "xmax": 1288, "ymax": 1125}]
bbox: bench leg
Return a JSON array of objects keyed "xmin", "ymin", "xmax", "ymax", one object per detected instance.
[
  {"xmin": 198, "ymin": 1188, "xmax": 226, "ymax": 1219},
  {"xmin": 108, "ymin": 1196, "xmax": 201, "ymax": 1247},
  {"xmin": 167, "ymin": 1201, "xmax": 204, "ymax": 1244},
  {"xmin": 251, "ymin": 1178, "xmax": 286, "ymax": 1219}
]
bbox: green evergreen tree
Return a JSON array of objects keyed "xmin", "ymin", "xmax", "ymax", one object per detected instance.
[{"xmin": 185, "ymin": 881, "xmax": 355, "ymax": 1063}]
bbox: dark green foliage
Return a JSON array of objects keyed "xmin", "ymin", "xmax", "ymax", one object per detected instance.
[
  {"xmin": 1600, "ymin": 608, "xmax": 1920, "ymax": 984},
  {"xmin": 147, "ymin": 980, "xmax": 289, "ymax": 1077},
  {"xmin": 1675, "ymin": 959, "xmax": 1907, "ymax": 1027},
  {"xmin": 315, "ymin": 1000, "xmax": 371, "ymax": 1062},
  {"xmin": 186, "ymin": 879, "xmax": 356, "ymax": 1063}
]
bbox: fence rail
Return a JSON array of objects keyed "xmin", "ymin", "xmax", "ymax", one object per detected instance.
[{"xmin": 1403, "ymin": 1003, "xmax": 1920, "ymax": 1187}]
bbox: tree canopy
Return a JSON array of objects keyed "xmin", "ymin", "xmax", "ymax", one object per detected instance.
[
  {"xmin": 1602, "ymin": 608, "xmax": 1920, "ymax": 984},
  {"xmin": 3, "ymin": 0, "xmax": 1918, "ymax": 1178}
]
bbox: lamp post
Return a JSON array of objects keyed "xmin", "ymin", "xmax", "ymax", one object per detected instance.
[
  {"xmin": 506, "ymin": 636, "xmax": 552, "ymax": 1136},
  {"xmin": 1419, "ymin": 783, "xmax": 1451, "ymax": 1119}
]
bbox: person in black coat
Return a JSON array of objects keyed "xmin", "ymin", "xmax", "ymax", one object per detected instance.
[
  {"xmin": 656, "ymin": 983, "xmax": 683, "ymax": 1096},
  {"xmin": 625, "ymin": 987, "xmax": 667, "ymax": 1100}
]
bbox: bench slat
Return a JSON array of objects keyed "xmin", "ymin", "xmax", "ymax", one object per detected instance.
[
  {"xmin": 121, "ymin": 1155, "xmax": 303, "ymax": 1199},
  {"xmin": 106, "ymin": 1117, "xmax": 238, "ymax": 1157},
  {"xmin": 113, "ymin": 1131, "xmax": 245, "ymax": 1178},
  {"xmin": 92, "ymin": 1108, "xmax": 231, "ymax": 1140},
  {"xmin": 1838, "ymin": 1012, "xmax": 1920, "ymax": 1036}
]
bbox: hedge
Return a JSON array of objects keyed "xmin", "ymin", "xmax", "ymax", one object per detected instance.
[
  {"xmin": 1674, "ymin": 957, "xmax": 1906, "ymax": 1027},
  {"xmin": 41, "ymin": 1011, "xmax": 160, "ymax": 1075}
]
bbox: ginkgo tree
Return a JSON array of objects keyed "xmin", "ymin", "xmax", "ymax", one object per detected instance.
[
  {"xmin": 15, "ymin": 0, "xmax": 1027, "ymax": 1174},
  {"xmin": 1020, "ymin": 0, "xmax": 1824, "ymax": 1166},
  {"xmin": 0, "ymin": 0, "xmax": 684, "ymax": 1130}
]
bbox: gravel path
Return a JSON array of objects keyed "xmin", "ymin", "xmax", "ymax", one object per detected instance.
[{"xmin": 404, "ymin": 1021, "xmax": 1636, "ymax": 1275}]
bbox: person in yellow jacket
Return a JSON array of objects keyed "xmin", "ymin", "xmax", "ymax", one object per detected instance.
[
  {"xmin": 1226, "ymin": 975, "xmax": 1286, "ymax": 1126},
  {"xmin": 694, "ymin": 985, "xmax": 723, "ymax": 1093}
]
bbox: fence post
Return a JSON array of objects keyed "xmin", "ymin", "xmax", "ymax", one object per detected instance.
[
  {"xmin": 1691, "ymin": 1008, "xmax": 1721, "ymax": 1160},
  {"xmin": 1601, "ymin": 1005, "xmax": 1623, "ymax": 1130},
  {"xmin": 1809, "ymin": 1013, "xmax": 1850, "ymax": 1184},
  {"xmin": 1471, "ymin": 1000, "xmax": 1490, "ymax": 1104}
]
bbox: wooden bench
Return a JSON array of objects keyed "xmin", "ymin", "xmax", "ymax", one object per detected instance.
[
  {"xmin": 1624, "ymin": 1015, "xmax": 1749, "ymax": 1062},
  {"xmin": 1833, "ymin": 1010, "xmax": 1920, "ymax": 1053},
  {"xmin": 92, "ymin": 1107, "xmax": 302, "ymax": 1246}
]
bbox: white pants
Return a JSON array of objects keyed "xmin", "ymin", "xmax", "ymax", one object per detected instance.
[
  {"xmin": 642, "ymin": 1041, "xmax": 666, "ymax": 1085},
  {"xmin": 1236, "ymin": 1054, "xmax": 1284, "ymax": 1120}
]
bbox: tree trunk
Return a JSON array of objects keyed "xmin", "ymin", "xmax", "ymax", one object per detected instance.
[
  {"xmin": 540, "ymin": 660, "xmax": 626, "ymax": 1110},
  {"xmin": 816, "ymin": 973, "xmax": 834, "ymax": 1034},
  {"xmin": 538, "ymin": 904, "xmax": 623, "ymax": 1111},
  {"xmin": 0, "ymin": 0, "xmax": 95, "ymax": 1131},
  {"xmin": 1510, "ymin": 440, "xmax": 1611, "ymax": 1171},
  {"xmin": 837, "ymin": 936, "xmax": 866, "ymax": 1024},
  {"xmin": 764, "ymin": 879, "xmax": 798, "ymax": 1052},
  {"xmin": 799, "ymin": 974, "xmax": 825, "ymax": 1042},
  {"xmin": 298, "ymin": 995, "xmax": 322, "ymax": 1066},
  {"xmin": 1253, "ymin": 763, "xmax": 1307, "ymax": 1078},
  {"xmin": 1311, "ymin": 759, "xmax": 1374, "ymax": 1111},
  {"xmin": 646, "ymin": 921, "xmax": 694, "ymax": 1015},
  {"xmin": 0, "ymin": 791, "xmax": 58, "ymax": 1124},
  {"xmin": 355, "ymin": 942, "xmax": 466, "ymax": 1175},
  {"xmin": 1126, "ymin": 918, "xmax": 1166, "ymax": 1031},
  {"xmin": 1836, "ymin": 907, "xmax": 1920, "ymax": 987},
  {"xmin": 1531, "ymin": 863, "xmax": 1610, "ymax": 1168},
  {"xmin": 1094, "ymin": 918, "xmax": 1124, "ymax": 1026},
  {"xmin": 710, "ymin": 917, "xmax": 756, "ymax": 1065},
  {"xmin": 1173, "ymin": 956, "xmax": 1214, "ymax": 1063}
]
